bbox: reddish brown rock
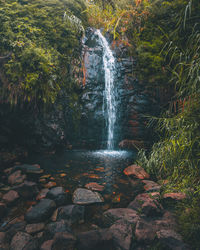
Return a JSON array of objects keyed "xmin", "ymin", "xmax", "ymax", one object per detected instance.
[
  {"xmin": 135, "ymin": 219, "xmax": 156, "ymax": 242},
  {"xmin": 110, "ymin": 220, "xmax": 133, "ymax": 250},
  {"xmin": 44, "ymin": 182, "xmax": 57, "ymax": 189},
  {"xmin": 0, "ymin": 232, "xmax": 5, "ymax": 244},
  {"xmin": 103, "ymin": 208, "xmax": 139, "ymax": 226},
  {"xmin": 123, "ymin": 165, "xmax": 149, "ymax": 179},
  {"xmin": 142, "ymin": 180, "xmax": 161, "ymax": 192},
  {"xmin": 3, "ymin": 190, "xmax": 19, "ymax": 204},
  {"xmin": 41, "ymin": 240, "xmax": 54, "ymax": 250},
  {"xmin": 8, "ymin": 170, "xmax": 26, "ymax": 185},
  {"xmin": 128, "ymin": 193, "xmax": 163, "ymax": 217},
  {"xmin": 25, "ymin": 223, "xmax": 45, "ymax": 234},
  {"xmin": 10, "ymin": 232, "xmax": 32, "ymax": 250},
  {"xmin": 163, "ymin": 192, "xmax": 186, "ymax": 201},
  {"xmin": 0, "ymin": 202, "xmax": 6, "ymax": 217},
  {"xmin": 85, "ymin": 182, "xmax": 104, "ymax": 191},
  {"xmin": 36, "ymin": 188, "xmax": 49, "ymax": 201},
  {"xmin": 156, "ymin": 229, "xmax": 188, "ymax": 250}
]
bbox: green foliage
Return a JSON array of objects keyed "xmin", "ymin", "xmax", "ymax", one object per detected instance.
[{"xmin": 0, "ymin": 0, "xmax": 87, "ymax": 107}]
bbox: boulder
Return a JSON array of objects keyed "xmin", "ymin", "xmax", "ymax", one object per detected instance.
[
  {"xmin": 47, "ymin": 187, "xmax": 69, "ymax": 206},
  {"xmin": 8, "ymin": 170, "xmax": 26, "ymax": 185},
  {"xmin": 156, "ymin": 229, "xmax": 189, "ymax": 250},
  {"xmin": 76, "ymin": 229, "xmax": 113, "ymax": 250},
  {"xmin": 73, "ymin": 188, "xmax": 104, "ymax": 205},
  {"xmin": 103, "ymin": 208, "xmax": 139, "ymax": 226},
  {"xmin": 57, "ymin": 205, "xmax": 85, "ymax": 224},
  {"xmin": 25, "ymin": 223, "xmax": 45, "ymax": 234},
  {"xmin": 40, "ymin": 240, "xmax": 54, "ymax": 250},
  {"xmin": 25, "ymin": 199, "xmax": 56, "ymax": 223},
  {"xmin": 163, "ymin": 192, "xmax": 186, "ymax": 202},
  {"xmin": 110, "ymin": 220, "xmax": 133, "ymax": 250},
  {"xmin": 52, "ymin": 232, "xmax": 76, "ymax": 250},
  {"xmin": 123, "ymin": 165, "xmax": 149, "ymax": 179},
  {"xmin": 3, "ymin": 190, "xmax": 19, "ymax": 205},
  {"xmin": 85, "ymin": 182, "xmax": 104, "ymax": 192},
  {"xmin": 10, "ymin": 232, "xmax": 32, "ymax": 250},
  {"xmin": 45, "ymin": 220, "xmax": 71, "ymax": 237},
  {"xmin": 142, "ymin": 180, "xmax": 161, "ymax": 192},
  {"xmin": 22, "ymin": 238, "xmax": 40, "ymax": 250},
  {"xmin": 135, "ymin": 219, "xmax": 156, "ymax": 242},
  {"xmin": 128, "ymin": 193, "xmax": 163, "ymax": 217}
]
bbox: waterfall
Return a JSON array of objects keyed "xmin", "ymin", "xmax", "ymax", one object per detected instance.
[{"xmin": 96, "ymin": 29, "xmax": 117, "ymax": 150}]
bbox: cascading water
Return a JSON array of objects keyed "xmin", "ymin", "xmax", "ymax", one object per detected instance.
[{"xmin": 96, "ymin": 29, "xmax": 117, "ymax": 150}]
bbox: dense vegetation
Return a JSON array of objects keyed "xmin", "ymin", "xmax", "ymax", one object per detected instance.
[
  {"xmin": 0, "ymin": 0, "xmax": 200, "ymax": 247},
  {"xmin": 88, "ymin": 0, "xmax": 200, "ymax": 248}
]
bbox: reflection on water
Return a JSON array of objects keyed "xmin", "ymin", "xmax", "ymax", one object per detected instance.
[{"xmin": 27, "ymin": 149, "xmax": 137, "ymax": 206}]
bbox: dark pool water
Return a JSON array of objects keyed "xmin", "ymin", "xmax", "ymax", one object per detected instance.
[{"xmin": 26, "ymin": 149, "xmax": 139, "ymax": 229}]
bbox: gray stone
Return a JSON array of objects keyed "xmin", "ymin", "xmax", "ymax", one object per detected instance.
[
  {"xmin": 73, "ymin": 188, "xmax": 104, "ymax": 205},
  {"xmin": 47, "ymin": 187, "xmax": 69, "ymax": 206},
  {"xmin": 57, "ymin": 205, "xmax": 85, "ymax": 224},
  {"xmin": 45, "ymin": 220, "xmax": 71, "ymax": 237},
  {"xmin": 25, "ymin": 223, "xmax": 45, "ymax": 234},
  {"xmin": 52, "ymin": 232, "xmax": 76, "ymax": 250},
  {"xmin": 25, "ymin": 199, "xmax": 56, "ymax": 223}
]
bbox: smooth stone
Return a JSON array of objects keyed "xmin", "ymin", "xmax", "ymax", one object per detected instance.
[
  {"xmin": 73, "ymin": 188, "xmax": 104, "ymax": 205},
  {"xmin": 163, "ymin": 192, "xmax": 186, "ymax": 201},
  {"xmin": 40, "ymin": 240, "xmax": 54, "ymax": 250},
  {"xmin": 2, "ymin": 190, "xmax": 19, "ymax": 205},
  {"xmin": 85, "ymin": 182, "xmax": 104, "ymax": 191},
  {"xmin": 45, "ymin": 220, "xmax": 71, "ymax": 237},
  {"xmin": 25, "ymin": 199, "xmax": 56, "ymax": 223},
  {"xmin": 110, "ymin": 220, "xmax": 133, "ymax": 250},
  {"xmin": 142, "ymin": 180, "xmax": 161, "ymax": 192},
  {"xmin": 103, "ymin": 208, "xmax": 139, "ymax": 226},
  {"xmin": 36, "ymin": 188, "xmax": 49, "ymax": 201},
  {"xmin": 10, "ymin": 232, "xmax": 32, "ymax": 250},
  {"xmin": 57, "ymin": 205, "xmax": 85, "ymax": 224},
  {"xmin": 25, "ymin": 223, "xmax": 45, "ymax": 234},
  {"xmin": 47, "ymin": 187, "xmax": 68, "ymax": 206},
  {"xmin": 123, "ymin": 165, "xmax": 150, "ymax": 179}
]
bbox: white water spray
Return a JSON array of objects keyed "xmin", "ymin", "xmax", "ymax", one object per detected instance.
[{"xmin": 96, "ymin": 29, "xmax": 117, "ymax": 149}]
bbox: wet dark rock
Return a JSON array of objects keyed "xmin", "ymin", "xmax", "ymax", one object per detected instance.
[
  {"xmin": 10, "ymin": 232, "xmax": 32, "ymax": 250},
  {"xmin": 25, "ymin": 223, "xmax": 45, "ymax": 234},
  {"xmin": 57, "ymin": 205, "xmax": 85, "ymax": 224},
  {"xmin": 103, "ymin": 208, "xmax": 139, "ymax": 227},
  {"xmin": 76, "ymin": 229, "xmax": 113, "ymax": 250},
  {"xmin": 25, "ymin": 199, "xmax": 56, "ymax": 223},
  {"xmin": 156, "ymin": 229, "xmax": 189, "ymax": 250},
  {"xmin": 2, "ymin": 190, "xmax": 19, "ymax": 205},
  {"xmin": 135, "ymin": 218, "xmax": 156, "ymax": 242},
  {"xmin": 142, "ymin": 180, "xmax": 161, "ymax": 192},
  {"xmin": 5, "ymin": 221, "xmax": 27, "ymax": 242},
  {"xmin": 0, "ymin": 202, "xmax": 6, "ymax": 217},
  {"xmin": 85, "ymin": 182, "xmax": 104, "ymax": 192},
  {"xmin": 8, "ymin": 170, "xmax": 26, "ymax": 185},
  {"xmin": 40, "ymin": 240, "xmax": 54, "ymax": 250},
  {"xmin": 22, "ymin": 238, "xmax": 40, "ymax": 250},
  {"xmin": 128, "ymin": 193, "xmax": 163, "ymax": 217},
  {"xmin": 47, "ymin": 187, "xmax": 69, "ymax": 206},
  {"xmin": 45, "ymin": 220, "xmax": 71, "ymax": 237},
  {"xmin": 110, "ymin": 220, "xmax": 133, "ymax": 250},
  {"xmin": 73, "ymin": 188, "xmax": 104, "ymax": 205},
  {"xmin": 123, "ymin": 165, "xmax": 150, "ymax": 180},
  {"xmin": 52, "ymin": 232, "xmax": 76, "ymax": 250},
  {"xmin": 13, "ymin": 181, "xmax": 39, "ymax": 199}
]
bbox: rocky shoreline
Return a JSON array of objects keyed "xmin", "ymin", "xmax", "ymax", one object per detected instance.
[{"xmin": 0, "ymin": 163, "xmax": 189, "ymax": 250}]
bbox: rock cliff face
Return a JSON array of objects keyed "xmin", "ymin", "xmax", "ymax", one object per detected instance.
[{"xmin": 79, "ymin": 28, "xmax": 155, "ymax": 149}]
